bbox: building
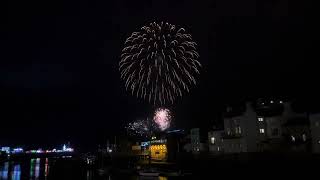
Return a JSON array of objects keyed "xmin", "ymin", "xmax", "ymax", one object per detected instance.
[
  {"xmin": 209, "ymin": 102, "xmax": 258, "ymax": 153},
  {"xmin": 208, "ymin": 130, "xmax": 224, "ymax": 153},
  {"xmin": 309, "ymin": 113, "xmax": 320, "ymax": 153},
  {"xmin": 189, "ymin": 128, "xmax": 207, "ymax": 154},
  {"xmin": 149, "ymin": 137, "xmax": 168, "ymax": 161},
  {"xmin": 208, "ymin": 100, "xmax": 320, "ymax": 154}
]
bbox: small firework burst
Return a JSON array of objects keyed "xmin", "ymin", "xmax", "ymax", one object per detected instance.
[
  {"xmin": 153, "ymin": 108, "xmax": 172, "ymax": 131},
  {"xmin": 126, "ymin": 119, "xmax": 155, "ymax": 137}
]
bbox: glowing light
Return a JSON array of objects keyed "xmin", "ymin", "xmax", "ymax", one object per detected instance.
[
  {"xmin": 211, "ymin": 137, "xmax": 215, "ymax": 144},
  {"xmin": 153, "ymin": 108, "xmax": 171, "ymax": 131},
  {"xmin": 120, "ymin": 22, "xmax": 201, "ymax": 106},
  {"xmin": 1, "ymin": 147, "xmax": 10, "ymax": 154},
  {"xmin": 12, "ymin": 148, "xmax": 24, "ymax": 153},
  {"xmin": 259, "ymin": 129, "xmax": 265, "ymax": 134}
]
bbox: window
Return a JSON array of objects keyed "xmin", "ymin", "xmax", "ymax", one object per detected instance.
[
  {"xmin": 227, "ymin": 128, "xmax": 231, "ymax": 135},
  {"xmin": 302, "ymin": 134, "xmax": 307, "ymax": 142},
  {"xmin": 217, "ymin": 147, "xmax": 220, "ymax": 151},
  {"xmin": 211, "ymin": 137, "xmax": 216, "ymax": 144},
  {"xmin": 258, "ymin": 117, "xmax": 264, "ymax": 122},
  {"xmin": 291, "ymin": 136, "xmax": 295, "ymax": 142},
  {"xmin": 235, "ymin": 126, "xmax": 242, "ymax": 134},
  {"xmin": 259, "ymin": 129, "xmax": 265, "ymax": 134}
]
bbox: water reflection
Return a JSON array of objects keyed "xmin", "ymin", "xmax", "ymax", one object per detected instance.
[
  {"xmin": 30, "ymin": 158, "xmax": 41, "ymax": 179},
  {"xmin": 11, "ymin": 164, "xmax": 21, "ymax": 180},
  {"xmin": 44, "ymin": 158, "xmax": 49, "ymax": 179},
  {"xmin": 0, "ymin": 158, "xmax": 49, "ymax": 180},
  {"xmin": 0, "ymin": 162, "xmax": 9, "ymax": 179},
  {"xmin": 86, "ymin": 169, "xmax": 93, "ymax": 180}
]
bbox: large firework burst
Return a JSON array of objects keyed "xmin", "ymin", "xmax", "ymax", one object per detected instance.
[
  {"xmin": 120, "ymin": 22, "xmax": 201, "ymax": 106},
  {"xmin": 153, "ymin": 108, "xmax": 172, "ymax": 131}
]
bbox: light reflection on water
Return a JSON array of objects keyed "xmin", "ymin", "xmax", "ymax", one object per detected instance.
[
  {"xmin": 11, "ymin": 164, "xmax": 21, "ymax": 180},
  {"xmin": 0, "ymin": 158, "xmax": 42, "ymax": 180},
  {"xmin": 0, "ymin": 162, "xmax": 9, "ymax": 179},
  {"xmin": 1, "ymin": 159, "xmax": 170, "ymax": 180}
]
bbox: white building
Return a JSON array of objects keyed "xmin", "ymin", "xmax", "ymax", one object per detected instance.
[
  {"xmin": 208, "ymin": 100, "xmax": 319, "ymax": 154},
  {"xmin": 208, "ymin": 102, "xmax": 258, "ymax": 153},
  {"xmin": 309, "ymin": 113, "xmax": 320, "ymax": 153}
]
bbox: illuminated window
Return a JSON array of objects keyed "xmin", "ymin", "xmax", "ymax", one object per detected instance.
[
  {"xmin": 291, "ymin": 136, "xmax": 295, "ymax": 142},
  {"xmin": 226, "ymin": 128, "xmax": 230, "ymax": 135},
  {"xmin": 258, "ymin": 117, "xmax": 264, "ymax": 122},
  {"xmin": 280, "ymin": 100, "xmax": 283, "ymax": 103},
  {"xmin": 211, "ymin": 137, "xmax": 216, "ymax": 144},
  {"xmin": 259, "ymin": 129, "xmax": 265, "ymax": 134},
  {"xmin": 238, "ymin": 127, "xmax": 242, "ymax": 134},
  {"xmin": 302, "ymin": 134, "xmax": 307, "ymax": 142},
  {"xmin": 270, "ymin": 100, "xmax": 274, "ymax": 103},
  {"xmin": 217, "ymin": 147, "xmax": 220, "ymax": 151},
  {"xmin": 235, "ymin": 126, "xmax": 242, "ymax": 134}
]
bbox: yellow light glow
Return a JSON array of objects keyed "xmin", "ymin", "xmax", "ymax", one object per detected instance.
[{"xmin": 150, "ymin": 144, "xmax": 167, "ymax": 161}]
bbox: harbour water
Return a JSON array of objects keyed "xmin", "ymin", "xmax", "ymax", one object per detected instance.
[{"xmin": 0, "ymin": 158, "xmax": 172, "ymax": 180}]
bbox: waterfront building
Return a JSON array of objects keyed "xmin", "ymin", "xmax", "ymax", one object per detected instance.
[
  {"xmin": 309, "ymin": 113, "xmax": 320, "ymax": 153},
  {"xmin": 208, "ymin": 100, "xmax": 320, "ymax": 154}
]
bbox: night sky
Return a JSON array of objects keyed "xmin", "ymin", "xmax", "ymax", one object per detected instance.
[{"xmin": 0, "ymin": 0, "xmax": 315, "ymax": 150}]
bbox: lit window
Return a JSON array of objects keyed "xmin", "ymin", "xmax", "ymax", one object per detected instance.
[
  {"xmin": 280, "ymin": 100, "xmax": 283, "ymax": 104},
  {"xmin": 302, "ymin": 134, "xmax": 307, "ymax": 142},
  {"xmin": 217, "ymin": 147, "xmax": 220, "ymax": 151},
  {"xmin": 270, "ymin": 100, "xmax": 274, "ymax": 103},
  {"xmin": 227, "ymin": 128, "xmax": 231, "ymax": 135},
  {"xmin": 211, "ymin": 137, "xmax": 216, "ymax": 144},
  {"xmin": 259, "ymin": 129, "xmax": 265, "ymax": 134},
  {"xmin": 291, "ymin": 136, "xmax": 295, "ymax": 142},
  {"xmin": 258, "ymin": 117, "xmax": 264, "ymax": 122},
  {"xmin": 318, "ymin": 140, "xmax": 320, "ymax": 144},
  {"xmin": 235, "ymin": 126, "xmax": 242, "ymax": 134}
]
